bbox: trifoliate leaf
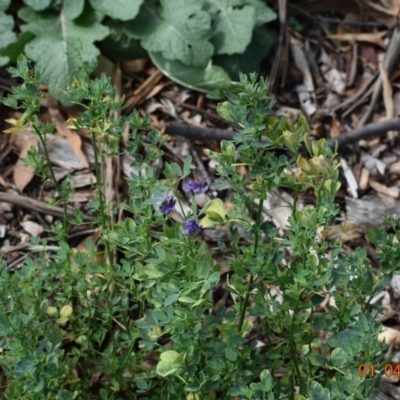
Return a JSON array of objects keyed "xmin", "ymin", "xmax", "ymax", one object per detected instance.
[
  {"xmin": 23, "ymin": 0, "xmax": 52, "ymax": 11},
  {"xmin": 19, "ymin": 7, "xmax": 109, "ymax": 105},
  {"xmin": 89, "ymin": 0, "xmax": 143, "ymax": 21},
  {"xmin": 126, "ymin": 0, "xmax": 213, "ymax": 68},
  {"xmin": 150, "ymin": 51, "xmax": 231, "ymax": 93},
  {"xmin": 63, "ymin": 0, "xmax": 85, "ymax": 20},
  {"xmin": 205, "ymin": 0, "xmax": 255, "ymax": 55}
]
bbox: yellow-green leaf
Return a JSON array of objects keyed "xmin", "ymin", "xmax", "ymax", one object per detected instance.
[
  {"xmin": 46, "ymin": 306, "xmax": 58, "ymax": 318},
  {"xmin": 60, "ymin": 305, "xmax": 73, "ymax": 319}
]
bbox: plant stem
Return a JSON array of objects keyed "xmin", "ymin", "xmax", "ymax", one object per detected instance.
[
  {"xmin": 238, "ymin": 198, "xmax": 264, "ymax": 332},
  {"xmin": 90, "ymin": 131, "xmax": 113, "ymax": 268},
  {"xmin": 33, "ymin": 126, "xmax": 68, "ymax": 237},
  {"xmin": 288, "ymin": 289, "xmax": 305, "ymax": 396}
]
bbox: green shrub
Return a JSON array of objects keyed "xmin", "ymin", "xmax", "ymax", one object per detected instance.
[{"xmin": 0, "ymin": 55, "xmax": 396, "ymax": 399}]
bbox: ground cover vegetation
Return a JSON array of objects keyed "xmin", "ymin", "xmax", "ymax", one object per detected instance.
[{"xmin": 0, "ymin": 55, "xmax": 398, "ymax": 399}]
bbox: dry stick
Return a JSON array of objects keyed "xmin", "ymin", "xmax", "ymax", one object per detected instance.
[
  {"xmin": 359, "ymin": 20, "xmax": 400, "ymax": 126},
  {"xmin": 168, "ymin": 119, "xmax": 400, "ymax": 150},
  {"xmin": 168, "ymin": 122, "xmax": 234, "ymax": 142},
  {"xmin": 327, "ymin": 119, "xmax": 400, "ymax": 148},
  {"xmin": 268, "ymin": 0, "xmax": 287, "ymax": 92},
  {"xmin": 0, "ymin": 192, "xmax": 95, "ymax": 221}
]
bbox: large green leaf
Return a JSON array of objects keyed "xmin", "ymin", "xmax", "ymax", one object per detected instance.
[
  {"xmin": 246, "ymin": 0, "xmax": 277, "ymax": 26},
  {"xmin": 0, "ymin": 0, "xmax": 10, "ymax": 11},
  {"xmin": 213, "ymin": 26, "xmax": 273, "ymax": 80},
  {"xmin": 126, "ymin": 0, "xmax": 213, "ymax": 68},
  {"xmin": 23, "ymin": 0, "xmax": 52, "ymax": 11},
  {"xmin": 0, "ymin": 6, "xmax": 16, "ymax": 66},
  {"xmin": 89, "ymin": 0, "xmax": 143, "ymax": 21},
  {"xmin": 150, "ymin": 51, "xmax": 231, "ymax": 93},
  {"xmin": 63, "ymin": 0, "xmax": 85, "ymax": 20},
  {"xmin": 205, "ymin": 0, "xmax": 255, "ymax": 55},
  {"xmin": 99, "ymin": 19, "xmax": 147, "ymax": 61},
  {"xmin": 19, "ymin": 7, "xmax": 109, "ymax": 105}
]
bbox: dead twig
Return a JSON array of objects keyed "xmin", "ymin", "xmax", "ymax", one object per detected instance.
[
  {"xmin": 268, "ymin": 0, "xmax": 287, "ymax": 92},
  {"xmin": 0, "ymin": 192, "xmax": 95, "ymax": 221},
  {"xmin": 327, "ymin": 119, "xmax": 400, "ymax": 148},
  {"xmin": 359, "ymin": 20, "xmax": 400, "ymax": 126},
  {"xmin": 169, "ymin": 119, "xmax": 400, "ymax": 151}
]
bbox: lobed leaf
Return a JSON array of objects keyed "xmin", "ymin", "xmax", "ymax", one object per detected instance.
[
  {"xmin": 126, "ymin": 0, "xmax": 213, "ymax": 68},
  {"xmin": 89, "ymin": 0, "xmax": 143, "ymax": 21},
  {"xmin": 19, "ymin": 7, "xmax": 109, "ymax": 105},
  {"xmin": 205, "ymin": 0, "xmax": 255, "ymax": 55}
]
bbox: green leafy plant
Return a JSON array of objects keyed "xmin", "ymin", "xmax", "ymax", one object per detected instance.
[
  {"xmin": 1, "ymin": 56, "xmax": 397, "ymax": 399},
  {"xmin": 0, "ymin": 0, "xmax": 276, "ymax": 103}
]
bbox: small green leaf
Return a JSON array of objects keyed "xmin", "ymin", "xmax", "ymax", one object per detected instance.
[
  {"xmin": 46, "ymin": 306, "xmax": 58, "ymax": 318},
  {"xmin": 203, "ymin": 198, "xmax": 226, "ymax": 220},
  {"xmin": 60, "ymin": 305, "xmax": 73, "ymax": 319},
  {"xmin": 308, "ymin": 380, "xmax": 330, "ymax": 400},
  {"xmin": 225, "ymin": 346, "xmax": 237, "ymax": 362},
  {"xmin": 183, "ymin": 155, "xmax": 192, "ymax": 177},
  {"xmin": 169, "ymin": 162, "xmax": 182, "ymax": 176},
  {"xmin": 200, "ymin": 215, "xmax": 219, "ymax": 228},
  {"xmin": 178, "ymin": 296, "xmax": 196, "ymax": 304},
  {"xmin": 330, "ymin": 347, "xmax": 348, "ymax": 367},
  {"xmin": 164, "ymin": 293, "xmax": 180, "ymax": 307},
  {"xmin": 160, "ymin": 350, "xmax": 180, "ymax": 363},
  {"xmin": 259, "ymin": 369, "xmax": 273, "ymax": 391},
  {"xmin": 156, "ymin": 360, "xmax": 180, "ymax": 377},
  {"xmin": 15, "ymin": 357, "xmax": 36, "ymax": 376}
]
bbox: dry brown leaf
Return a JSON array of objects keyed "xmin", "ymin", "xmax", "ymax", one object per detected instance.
[
  {"xmin": 13, "ymin": 137, "xmax": 38, "ymax": 192},
  {"xmin": 378, "ymin": 326, "xmax": 400, "ymax": 346},
  {"xmin": 122, "ymin": 59, "xmax": 148, "ymax": 72},
  {"xmin": 379, "ymin": 53, "xmax": 396, "ymax": 140},
  {"xmin": 124, "ymin": 69, "xmax": 163, "ymax": 110},
  {"xmin": 20, "ymin": 220, "xmax": 44, "ymax": 236},
  {"xmin": 49, "ymin": 108, "xmax": 88, "ymax": 168},
  {"xmin": 365, "ymin": 0, "xmax": 399, "ymax": 17},
  {"xmin": 328, "ymin": 32, "xmax": 387, "ymax": 48},
  {"xmin": 369, "ymin": 179, "xmax": 399, "ymax": 198},
  {"xmin": 359, "ymin": 168, "xmax": 369, "ymax": 190}
]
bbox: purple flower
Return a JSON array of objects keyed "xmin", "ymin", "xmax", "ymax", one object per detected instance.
[
  {"xmin": 183, "ymin": 181, "xmax": 208, "ymax": 193},
  {"xmin": 159, "ymin": 194, "xmax": 176, "ymax": 215},
  {"xmin": 181, "ymin": 219, "xmax": 202, "ymax": 235}
]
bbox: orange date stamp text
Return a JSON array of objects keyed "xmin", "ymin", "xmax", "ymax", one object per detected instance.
[{"xmin": 358, "ymin": 363, "xmax": 400, "ymax": 378}]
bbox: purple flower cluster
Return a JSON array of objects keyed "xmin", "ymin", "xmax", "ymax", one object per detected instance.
[
  {"xmin": 183, "ymin": 181, "xmax": 208, "ymax": 193},
  {"xmin": 159, "ymin": 194, "xmax": 176, "ymax": 215},
  {"xmin": 181, "ymin": 219, "xmax": 201, "ymax": 235}
]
